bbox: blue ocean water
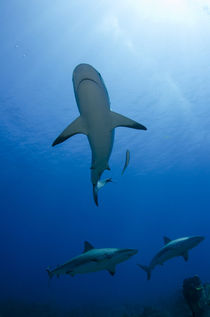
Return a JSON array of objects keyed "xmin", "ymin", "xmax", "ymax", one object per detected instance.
[{"xmin": 1, "ymin": 1, "xmax": 210, "ymax": 315}]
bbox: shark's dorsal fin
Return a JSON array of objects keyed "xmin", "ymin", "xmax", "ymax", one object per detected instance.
[
  {"xmin": 110, "ymin": 111, "xmax": 147, "ymax": 130},
  {"xmin": 163, "ymin": 236, "xmax": 171, "ymax": 245},
  {"xmin": 52, "ymin": 116, "xmax": 87, "ymax": 146},
  {"xmin": 107, "ymin": 264, "xmax": 116, "ymax": 276},
  {"xmin": 83, "ymin": 241, "xmax": 94, "ymax": 253},
  {"xmin": 182, "ymin": 252, "xmax": 189, "ymax": 262}
]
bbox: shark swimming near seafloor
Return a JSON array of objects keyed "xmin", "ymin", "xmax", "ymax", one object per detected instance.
[
  {"xmin": 46, "ymin": 241, "xmax": 138, "ymax": 278},
  {"xmin": 52, "ymin": 63, "xmax": 147, "ymax": 205}
]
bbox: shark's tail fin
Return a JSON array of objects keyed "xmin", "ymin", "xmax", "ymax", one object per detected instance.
[
  {"xmin": 93, "ymin": 185, "xmax": 99, "ymax": 206},
  {"xmin": 137, "ymin": 264, "xmax": 151, "ymax": 280},
  {"xmin": 46, "ymin": 268, "xmax": 53, "ymax": 279}
]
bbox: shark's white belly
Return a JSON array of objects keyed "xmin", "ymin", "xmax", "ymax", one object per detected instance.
[
  {"xmin": 52, "ymin": 63, "xmax": 147, "ymax": 205},
  {"xmin": 154, "ymin": 250, "xmax": 177, "ymax": 266},
  {"xmin": 73, "ymin": 261, "xmax": 108, "ymax": 274},
  {"xmin": 77, "ymin": 79, "xmax": 114, "ymax": 182},
  {"xmin": 152, "ymin": 243, "xmax": 189, "ymax": 267}
]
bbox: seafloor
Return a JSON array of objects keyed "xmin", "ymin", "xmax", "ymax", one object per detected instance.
[
  {"xmin": 1, "ymin": 276, "xmax": 210, "ymax": 317},
  {"xmin": 0, "ymin": 291, "xmax": 196, "ymax": 317}
]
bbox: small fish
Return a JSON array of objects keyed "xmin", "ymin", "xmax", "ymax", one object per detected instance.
[
  {"xmin": 93, "ymin": 178, "xmax": 112, "ymax": 206},
  {"xmin": 122, "ymin": 150, "xmax": 130, "ymax": 175}
]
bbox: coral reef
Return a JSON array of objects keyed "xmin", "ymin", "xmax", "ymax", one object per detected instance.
[{"xmin": 183, "ymin": 275, "xmax": 210, "ymax": 317}]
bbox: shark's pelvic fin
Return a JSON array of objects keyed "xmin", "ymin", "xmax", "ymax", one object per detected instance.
[
  {"xmin": 182, "ymin": 251, "xmax": 189, "ymax": 262},
  {"xmin": 110, "ymin": 111, "xmax": 147, "ymax": 130},
  {"xmin": 163, "ymin": 236, "xmax": 171, "ymax": 245},
  {"xmin": 83, "ymin": 241, "xmax": 94, "ymax": 253},
  {"xmin": 52, "ymin": 116, "xmax": 87, "ymax": 146},
  {"xmin": 107, "ymin": 264, "xmax": 116, "ymax": 276}
]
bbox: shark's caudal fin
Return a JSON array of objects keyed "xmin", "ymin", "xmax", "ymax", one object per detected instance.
[
  {"xmin": 46, "ymin": 268, "xmax": 53, "ymax": 279},
  {"xmin": 52, "ymin": 116, "xmax": 87, "ymax": 146},
  {"xmin": 110, "ymin": 111, "xmax": 147, "ymax": 131},
  {"xmin": 137, "ymin": 264, "xmax": 151, "ymax": 280},
  {"xmin": 93, "ymin": 185, "xmax": 99, "ymax": 206},
  {"xmin": 93, "ymin": 178, "xmax": 112, "ymax": 206}
]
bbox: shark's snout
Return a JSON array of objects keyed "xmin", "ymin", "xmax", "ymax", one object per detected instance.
[
  {"xmin": 196, "ymin": 236, "xmax": 205, "ymax": 243},
  {"xmin": 129, "ymin": 249, "xmax": 138, "ymax": 256},
  {"xmin": 123, "ymin": 248, "xmax": 138, "ymax": 257},
  {"xmin": 189, "ymin": 235, "xmax": 205, "ymax": 248},
  {"xmin": 74, "ymin": 63, "xmax": 96, "ymax": 75},
  {"xmin": 73, "ymin": 63, "xmax": 100, "ymax": 91}
]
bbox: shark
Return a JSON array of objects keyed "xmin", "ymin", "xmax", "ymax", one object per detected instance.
[
  {"xmin": 52, "ymin": 63, "xmax": 147, "ymax": 205},
  {"xmin": 138, "ymin": 235, "xmax": 204, "ymax": 280},
  {"xmin": 46, "ymin": 241, "xmax": 138, "ymax": 278}
]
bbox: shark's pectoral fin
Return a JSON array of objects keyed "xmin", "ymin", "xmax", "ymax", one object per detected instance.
[
  {"xmin": 182, "ymin": 252, "xmax": 189, "ymax": 262},
  {"xmin": 110, "ymin": 111, "xmax": 147, "ymax": 130},
  {"xmin": 52, "ymin": 116, "xmax": 87, "ymax": 146},
  {"xmin": 107, "ymin": 265, "xmax": 116, "ymax": 276}
]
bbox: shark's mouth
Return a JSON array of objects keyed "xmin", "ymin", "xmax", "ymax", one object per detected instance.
[{"xmin": 77, "ymin": 78, "xmax": 99, "ymax": 90}]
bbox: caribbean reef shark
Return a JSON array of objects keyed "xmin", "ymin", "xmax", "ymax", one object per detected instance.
[
  {"xmin": 46, "ymin": 241, "xmax": 138, "ymax": 278},
  {"xmin": 52, "ymin": 63, "xmax": 147, "ymax": 205},
  {"xmin": 138, "ymin": 236, "xmax": 204, "ymax": 280}
]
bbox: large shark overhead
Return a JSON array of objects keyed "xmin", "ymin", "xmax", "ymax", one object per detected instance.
[
  {"xmin": 52, "ymin": 63, "xmax": 147, "ymax": 205},
  {"xmin": 138, "ymin": 236, "xmax": 204, "ymax": 280},
  {"xmin": 46, "ymin": 241, "xmax": 138, "ymax": 278}
]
